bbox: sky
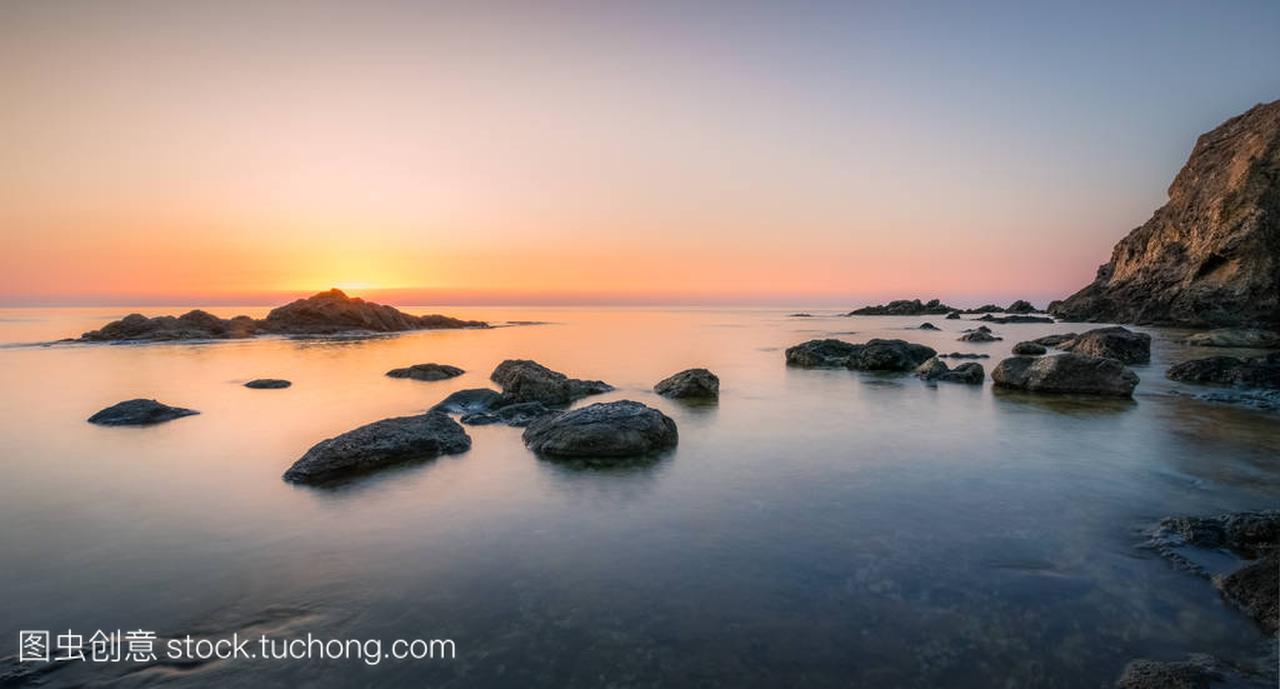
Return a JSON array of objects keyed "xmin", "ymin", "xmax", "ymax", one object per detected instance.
[{"xmin": 1, "ymin": 0, "xmax": 1278, "ymax": 307}]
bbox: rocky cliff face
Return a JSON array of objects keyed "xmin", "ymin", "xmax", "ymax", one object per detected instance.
[{"xmin": 1051, "ymin": 100, "xmax": 1280, "ymax": 327}]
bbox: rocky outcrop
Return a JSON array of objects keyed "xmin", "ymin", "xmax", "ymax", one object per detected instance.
[
  {"xmin": 386, "ymin": 363, "xmax": 465, "ymax": 381},
  {"xmin": 490, "ymin": 359, "xmax": 612, "ymax": 406},
  {"xmin": 1218, "ymin": 557, "xmax": 1278, "ymax": 633},
  {"xmin": 282, "ymin": 411, "xmax": 471, "ymax": 483},
  {"xmin": 1059, "ymin": 326, "xmax": 1151, "ymax": 364},
  {"xmin": 1167, "ymin": 353, "xmax": 1280, "ymax": 387},
  {"xmin": 76, "ymin": 289, "xmax": 488, "ymax": 342},
  {"xmin": 846, "ymin": 298, "xmax": 955, "ymax": 316},
  {"xmin": 1113, "ymin": 656, "xmax": 1229, "ymax": 689},
  {"xmin": 1052, "ymin": 100, "xmax": 1280, "ymax": 327},
  {"xmin": 992, "ymin": 353, "xmax": 1140, "ymax": 397},
  {"xmin": 1005, "ymin": 300, "xmax": 1039, "ymax": 314},
  {"xmin": 1184, "ymin": 328, "xmax": 1280, "ymax": 348},
  {"xmin": 461, "ymin": 402, "xmax": 556, "ymax": 427},
  {"xmin": 959, "ymin": 326, "xmax": 1002, "ymax": 342},
  {"xmin": 785, "ymin": 338, "xmax": 936, "ymax": 371},
  {"xmin": 522, "ymin": 400, "xmax": 678, "ymax": 458},
  {"xmin": 654, "ymin": 368, "xmax": 720, "ymax": 399},
  {"xmin": 961, "ymin": 304, "xmax": 1004, "ymax": 314},
  {"xmin": 1012, "ymin": 342, "xmax": 1047, "ymax": 356},
  {"xmin": 977, "ymin": 314, "xmax": 1054, "ymax": 324},
  {"xmin": 88, "ymin": 399, "xmax": 200, "ymax": 426},
  {"xmin": 914, "ymin": 357, "xmax": 983, "ymax": 384},
  {"xmin": 245, "ymin": 378, "xmax": 291, "ymax": 389}
]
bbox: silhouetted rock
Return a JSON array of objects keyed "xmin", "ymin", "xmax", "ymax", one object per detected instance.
[
  {"xmin": 938, "ymin": 352, "xmax": 989, "ymax": 359},
  {"xmin": 282, "ymin": 411, "xmax": 470, "ymax": 484},
  {"xmin": 522, "ymin": 400, "xmax": 678, "ymax": 458},
  {"xmin": 1184, "ymin": 329, "xmax": 1280, "ymax": 348},
  {"xmin": 1053, "ymin": 100, "xmax": 1280, "ymax": 327},
  {"xmin": 431, "ymin": 388, "xmax": 510, "ymax": 414},
  {"xmin": 847, "ymin": 298, "xmax": 955, "ymax": 316},
  {"xmin": 1012, "ymin": 342, "xmax": 1047, "ymax": 356},
  {"xmin": 245, "ymin": 378, "xmax": 291, "ymax": 389},
  {"xmin": 992, "ymin": 353, "xmax": 1140, "ymax": 397},
  {"xmin": 945, "ymin": 311, "xmax": 961, "ymax": 320},
  {"xmin": 77, "ymin": 289, "xmax": 487, "ymax": 342},
  {"xmin": 978, "ymin": 314, "xmax": 1055, "ymax": 324},
  {"xmin": 88, "ymin": 399, "xmax": 199, "ymax": 426},
  {"xmin": 654, "ymin": 368, "xmax": 720, "ymax": 399},
  {"xmin": 490, "ymin": 359, "xmax": 612, "ymax": 405},
  {"xmin": 1060, "ymin": 326, "xmax": 1151, "ymax": 364},
  {"xmin": 959, "ymin": 326, "xmax": 1002, "ymax": 342},
  {"xmin": 787, "ymin": 313, "xmax": 814, "ymax": 318},
  {"xmin": 461, "ymin": 402, "xmax": 556, "ymax": 427},
  {"xmin": 1006, "ymin": 300, "xmax": 1039, "ymax": 314},
  {"xmin": 917, "ymin": 322, "xmax": 940, "ymax": 330},
  {"xmin": 386, "ymin": 363, "xmax": 465, "ymax": 381}
]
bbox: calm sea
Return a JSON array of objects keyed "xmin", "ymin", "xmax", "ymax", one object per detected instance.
[{"xmin": 0, "ymin": 306, "xmax": 1276, "ymax": 688}]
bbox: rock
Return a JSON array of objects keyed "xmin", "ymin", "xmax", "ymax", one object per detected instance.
[
  {"xmin": 1185, "ymin": 328, "xmax": 1280, "ymax": 348},
  {"xmin": 1217, "ymin": 555, "xmax": 1279, "ymax": 632},
  {"xmin": 1059, "ymin": 326, "xmax": 1151, "ymax": 364},
  {"xmin": 1012, "ymin": 341, "xmax": 1047, "ymax": 356},
  {"xmin": 77, "ymin": 289, "xmax": 488, "ymax": 342},
  {"xmin": 939, "ymin": 352, "xmax": 990, "ymax": 359},
  {"xmin": 915, "ymin": 357, "xmax": 983, "ymax": 384},
  {"xmin": 846, "ymin": 298, "xmax": 955, "ymax": 316},
  {"xmin": 945, "ymin": 311, "xmax": 961, "ymax": 320},
  {"xmin": 431, "ymin": 388, "xmax": 510, "ymax": 414},
  {"xmin": 522, "ymin": 400, "xmax": 678, "ymax": 458},
  {"xmin": 245, "ymin": 378, "xmax": 291, "ymax": 389},
  {"xmin": 787, "ymin": 313, "xmax": 814, "ymax": 317},
  {"xmin": 461, "ymin": 402, "xmax": 557, "ymax": 427},
  {"xmin": 282, "ymin": 411, "xmax": 470, "ymax": 483},
  {"xmin": 962, "ymin": 304, "xmax": 1004, "ymax": 314},
  {"xmin": 992, "ymin": 353, "xmax": 1140, "ymax": 397},
  {"xmin": 917, "ymin": 322, "xmax": 940, "ymax": 330},
  {"xmin": 914, "ymin": 357, "xmax": 950, "ymax": 380},
  {"xmin": 386, "ymin": 363, "xmax": 465, "ymax": 381},
  {"xmin": 786, "ymin": 338, "xmax": 936, "ymax": 371},
  {"xmin": 490, "ymin": 359, "xmax": 612, "ymax": 405},
  {"xmin": 959, "ymin": 327, "xmax": 1002, "ymax": 342},
  {"xmin": 1153, "ymin": 511, "xmax": 1280, "ymax": 559},
  {"xmin": 1167, "ymin": 353, "xmax": 1280, "ymax": 388},
  {"xmin": 1032, "ymin": 333, "xmax": 1077, "ymax": 347},
  {"xmin": 1006, "ymin": 300, "xmax": 1039, "ymax": 313},
  {"xmin": 1052, "ymin": 100, "xmax": 1280, "ymax": 328},
  {"xmin": 978, "ymin": 314, "xmax": 1055, "ymax": 324},
  {"xmin": 785, "ymin": 339, "xmax": 863, "ymax": 367},
  {"xmin": 88, "ymin": 399, "xmax": 200, "ymax": 426},
  {"xmin": 1114, "ymin": 656, "xmax": 1225, "ymax": 689},
  {"xmin": 654, "ymin": 368, "xmax": 720, "ymax": 399},
  {"xmin": 941, "ymin": 362, "xmax": 985, "ymax": 384}
]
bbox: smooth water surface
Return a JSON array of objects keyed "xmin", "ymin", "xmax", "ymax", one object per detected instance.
[{"xmin": 1, "ymin": 306, "xmax": 1276, "ymax": 688}]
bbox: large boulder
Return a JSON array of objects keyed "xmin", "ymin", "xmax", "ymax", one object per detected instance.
[
  {"xmin": 1166, "ymin": 353, "xmax": 1280, "ymax": 388},
  {"xmin": 1012, "ymin": 341, "xmax": 1047, "ymax": 356},
  {"xmin": 1005, "ymin": 300, "xmax": 1039, "ymax": 314},
  {"xmin": 848, "ymin": 339, "xmax": 937, "ymax": 371},
  {"xmin": 1217, "ymin": 556, "xmax": 1279, "ymax": 633},
  {"xmin": 1052, "ymin": 100, "xmax": 1280, "ymax": 328},
  {"xmin": 77, "ymin": 289, "xmax": 487, "ymax": 342},
  {"xmin": 386, "ymin": 363, "xmax": 465, "ymax": 381},
  {"xmin": 785, "ymin": 339, "xmax": 862, "ymax": 367},
  {"xmin": 1059, "ymin": 326, "xmax": 1151, "ymax": 364},
  {"xmin": 846, "ymin": 298, "xmax": 955, "ymax": 316},
  {"xmin": 992, "ymin": 353, "xmax": 1140, "ymax": 397},
  {"xmin": 654, "ymin": 368, "xmax": 720, "ymax": 399},
  {"xmin": 959, "ymin": 326, "xmax": 1002, "ymax": 342},
  {"xmin": 915, "ymin": 357, "xmax": 983, "ymax": 384},
  {"xmin": 282, "ymin": 411, "xmax": 471, "ymax": 483},
  {"xmin": 522, "ymin": 400, "xmax": 678, "ymax": 458},
  {"xmin": 490, "ymin": 359, "xmax": 612, "ymax": 405},
  {"xmin": 88, "ymin": 399, "xmax": 199, "ymax": 426},
  {"xmin": 1184, "ymin": 328, "xmax": 1280, "ymax": 348},
  {"xmin": 1114, "ymin": 656, "xmax": 1226, "ymax": 689},
  {"xmin": 1032, "ymin": 333, "xmax": 1077, "ymax": 347}
]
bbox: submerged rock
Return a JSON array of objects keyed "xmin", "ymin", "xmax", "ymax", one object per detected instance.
[
  {"xmin": 386, "ymin": 363, "xmax": 465, "ymax": 381},
  {"xmin": 76, "ymin": 289, "xmax": 487, "ymax": 342},
  {"xmin": 490, "ymin": 359, "xmax": 612, "ymax": 405},
  {"xmin": 945, "ymin": 311, "xmax": 961, "ymax": 320},
  {"xmin": 282, "ymin": 411, "xmax": 470, "ymax": 484},
  {"xmin": 959, "ymin": 326, "xmax": 1002, "ymax": 342},
  {"xmin": 461, "ymin": 402, "xmax": 557, "ymax": 427},
  {"xmin": 1218, "ymin": 556, "xmax": 1279, "ymax": 633},
  {"xmin": 1166, "ymin": 353, "xmax": 1280, "ymax": 388},
  {"xmin": 1052, "ymin": 100, "xmax": 1280, "ymax": 328},
  {"xmin": 430, "ymin": 388, "xmax": 510, "ymax": 415},
  {"xmin": 917, "ymin": 322, "xmax": 940, "ymax": 331},
  {"xmin": 654, "ymin": 368, "xmax": 720, "ymax": 399},
  {"xmin": 915, "ymin": 357, "xmax": 983, "ymax": 384},
  {"xmin": 1184, "ymin": 328, "xmax": 1280, "ymax": 348},
  {"xmin": 1012, "ymin": 341, "xmax": 1047, "ymax": 356},
  {"xmin": 939, "ymin": 352, "xmax": 990, "ymax": 359},
  {"xmin": 1114, "ymin": 655, "xmax": 1227, "ymax": 689},
  {"xmin": 244, "ymin": 378, "xmax": 291, "ymax": 389},
  {"xmin": 1059, "ymin": 326, "xmax": 1151, "ymax": 364},
  {"xmin": 522, "ymin": 400, "xmax": 677, "ymax": 458},
  {"xmin": 846, "ymin": 298, "xmax": 955, "ymax": 316},
  {"xmin": 992, "ymin": 353, "xmax": 1140, "ymax": 397},
  {"xmin": 88, "ymin": 399, "xmax": 200, "ymax": 426}
]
